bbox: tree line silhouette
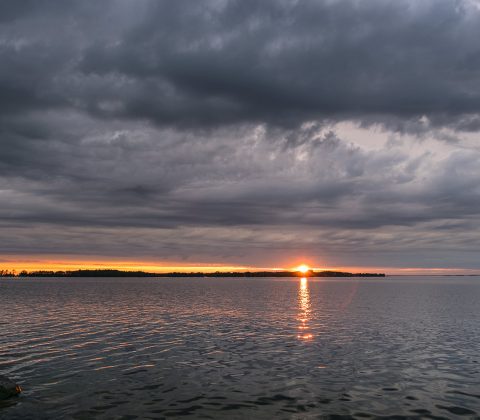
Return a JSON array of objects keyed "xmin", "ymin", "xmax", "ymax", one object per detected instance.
[{"xmin": 1, "ymin": 269, "xmax": 385, "ymax": 278}]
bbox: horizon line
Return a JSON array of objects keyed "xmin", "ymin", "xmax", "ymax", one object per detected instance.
[{"xmin": 1, "ymin": 261, "xmax": 479, "ymax": 276}]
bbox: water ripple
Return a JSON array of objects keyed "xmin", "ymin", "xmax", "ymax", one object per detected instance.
[{"xmin": 1, "ymin": 276, "xmax": 480, "ymax": 418}]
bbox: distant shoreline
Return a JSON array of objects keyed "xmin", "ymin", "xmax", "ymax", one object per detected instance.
[{"xmin": 2, "ymin": 269, "xmax": 386, "ymax": 278}]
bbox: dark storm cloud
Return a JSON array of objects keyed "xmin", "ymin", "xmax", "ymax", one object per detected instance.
[
  {"xmin": 2, "ymin": 0, "xmax": 480, "ymax": 128},
  {"xmin": 1, "ymin": 0, "xmax": 480, "ymax": 269},
  {"xmin": 76, "ymin": 0, "xmax": 480, "ymax": 128}
]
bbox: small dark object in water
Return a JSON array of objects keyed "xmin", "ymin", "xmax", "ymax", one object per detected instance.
[{"xmin": 0, "ymin": 375, "xmax": 21, "ymax": 399}]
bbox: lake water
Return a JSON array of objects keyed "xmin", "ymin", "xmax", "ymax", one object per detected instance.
[{"xmin": 1, "ymin": 276, "xmax": 480, "ymax": 419}]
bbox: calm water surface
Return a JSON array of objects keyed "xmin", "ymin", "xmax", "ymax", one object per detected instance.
[{"xmin": 1, "ymin": 276, "xmax": 480, "ymax": 419}]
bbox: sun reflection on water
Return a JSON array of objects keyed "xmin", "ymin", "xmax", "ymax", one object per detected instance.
[{"xmin": 297, "ymin": 277, "xmax": 313, "ymax": 340}]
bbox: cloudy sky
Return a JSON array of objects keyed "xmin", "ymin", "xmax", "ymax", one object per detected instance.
[{"xmin": 1, "ymin": 0, "xmax": 480, "ymax": 273}]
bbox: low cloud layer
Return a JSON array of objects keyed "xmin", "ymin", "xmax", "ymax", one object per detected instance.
[{"xmin": 1, "ymin": 0, "xmax": 480, "ymax": 270}]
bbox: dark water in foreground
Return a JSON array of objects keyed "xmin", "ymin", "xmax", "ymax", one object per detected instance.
[{"xmin": 1, "ymin": 276, "xmax": 480, "ymax": 419}]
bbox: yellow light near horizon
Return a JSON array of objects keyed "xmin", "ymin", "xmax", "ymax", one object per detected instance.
[{"xmin": 296, "ymin": 264, "xmax": 310, "ymax": 273}]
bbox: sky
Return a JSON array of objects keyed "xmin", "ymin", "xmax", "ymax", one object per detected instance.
[{"xmin": 1, "ymin": 0, "xmax": 480, "ymax": 274}]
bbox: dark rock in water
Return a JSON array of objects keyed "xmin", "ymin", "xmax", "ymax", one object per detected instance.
[{"xmin": 0, "ymin": 375, "xmax": 21, "ymax": 399}]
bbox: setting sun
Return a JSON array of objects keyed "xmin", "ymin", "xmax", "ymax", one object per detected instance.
[{"xmin": 296, "ymin": 264, "xmax": 310, "ymax": 274}]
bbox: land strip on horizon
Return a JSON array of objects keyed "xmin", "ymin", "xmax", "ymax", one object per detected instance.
[{"xmin": 1, "ymin": 269, "xmax": 385, "ymax": 278}]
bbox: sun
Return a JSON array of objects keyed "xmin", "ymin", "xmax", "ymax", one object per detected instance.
[{"xmin": 296, "ymin": 264, "xmax": 310, "ymax": 274}]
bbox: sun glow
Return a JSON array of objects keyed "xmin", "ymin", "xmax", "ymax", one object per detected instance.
[{"xmin": 296, "ymin": 264, "xmax": 310, "ymax": 274}]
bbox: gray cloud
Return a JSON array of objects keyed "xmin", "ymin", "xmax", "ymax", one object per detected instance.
[
  {"xmin": 1, "ymin": 0, "xmax": 480, "ymax": 270},
  {"xmin": 2, "ymin": 0, "xmax": 480, "ymax": 128}
]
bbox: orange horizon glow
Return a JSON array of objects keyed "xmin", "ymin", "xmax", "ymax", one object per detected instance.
[
  {"xmin": 0, "ymin": 257, "xmax": 479, "ymax": 276},
  {"xmin": 0, "ymin": 260, "xmax": 258, "ymax": 274}
]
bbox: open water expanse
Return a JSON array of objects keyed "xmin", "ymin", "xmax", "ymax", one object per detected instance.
[{"xmin": 1, "ymin": 276, "xmax": 480, "ymax": 419}]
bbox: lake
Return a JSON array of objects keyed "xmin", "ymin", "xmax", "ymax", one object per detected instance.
[{"xmin": 1, "ymin": 276, "xmax": 480, "ymax": 419}]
